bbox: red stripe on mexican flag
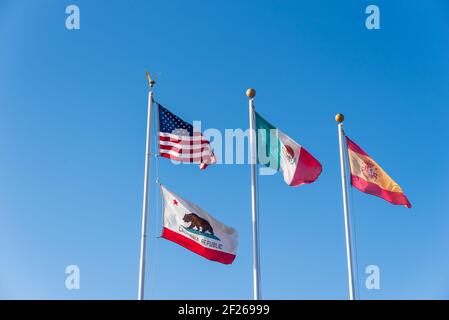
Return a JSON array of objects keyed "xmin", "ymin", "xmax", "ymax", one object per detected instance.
[
  {"xmin": 346, "ymin": 136, "xmax": 411, "ymax": 208},
  {"xmin": 255, "ymin": 112, "xmax": 322, "ymax": 186},
  {"xmin": 160, "ymin": 184, "xmax": 238, "ymax": 264}
]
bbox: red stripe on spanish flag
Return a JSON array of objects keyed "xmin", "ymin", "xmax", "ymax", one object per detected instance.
[{"xmin": 346, "ymin": 136, "xmax": 411, "ymax": 208}]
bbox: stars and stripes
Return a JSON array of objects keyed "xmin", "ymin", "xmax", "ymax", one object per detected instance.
[{"xmin": 158, "ymin": 103, "xmax": 216, "ymax": 169}]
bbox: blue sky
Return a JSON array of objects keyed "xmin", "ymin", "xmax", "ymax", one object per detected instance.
[{"xmin": 0, "ymin": 0, "xmax": 448, "ymax": 299}]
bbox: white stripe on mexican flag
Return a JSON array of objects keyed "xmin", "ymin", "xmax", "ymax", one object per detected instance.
[
  {"xmin": 255, "ymin": 111, "xmax": 322, "ymax": 186},
  {"xmin": 160, "ymin": 184, "xmax": 238, "ymax": 264}
]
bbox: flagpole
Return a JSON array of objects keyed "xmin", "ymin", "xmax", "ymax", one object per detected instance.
[
  {"xmin": 247, "ymin": 88, "xmax": 261, "ymax": 300},
  {"xmin": 137, "ymin": 73, "xmax": 155, "ymax": 300},
  {"xmin": 336, "ymin": 113, "xmax": 356, "ymax": 300}
]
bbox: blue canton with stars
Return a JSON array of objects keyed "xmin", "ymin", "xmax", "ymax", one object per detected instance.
[{"xmin": 158, "ymin": 103, "xmax": 194, "ymax": 136}]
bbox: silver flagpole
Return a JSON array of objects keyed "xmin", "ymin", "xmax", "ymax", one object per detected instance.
[
  {"xmin": 336, "ymin": 113, "xmax": 356, "ymax": 300},
  {"xmin": 247, "ymin": 88, "xmax": 261, "ymax": 300},
  {"xmin": 138, "ymin": 72, "xmax": 155, "ymax": 300}
]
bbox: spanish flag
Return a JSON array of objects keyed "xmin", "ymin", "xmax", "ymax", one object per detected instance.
[{"xmin": 346, "ymin": 136, "xmax": 411, "ymax": 208}]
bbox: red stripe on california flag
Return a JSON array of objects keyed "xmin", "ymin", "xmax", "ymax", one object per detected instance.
[
  {"xmin": 162, "ymin": 228, "xmax": 236, "ymax": 264},
  {"xmin": 346, "ymin": 137, "xmax": 369, "ymax": 156},
  {"xmin": 290, "ymin": 147, "xmax": 323, "ymax": 187},
  {"xmin": 351, "ymin": 175, "xmax": 412, "ymax": 208}
]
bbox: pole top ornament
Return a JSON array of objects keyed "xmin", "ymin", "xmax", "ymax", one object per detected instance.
[
  {"xmin": 335, "ymin": 113, "xmax": 344, "ymax": 123},
  {"xmin": 246, "ymin": 88, "xmax": 256, "ymax": 98},
  {"xmin": 146, "ymin": 70, "xmax": 155, "ymax": 89}
]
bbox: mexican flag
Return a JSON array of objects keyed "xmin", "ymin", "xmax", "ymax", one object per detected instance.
[{"xmin": 255, "ymin": 112, "xmax": 322, "ymax": 186}]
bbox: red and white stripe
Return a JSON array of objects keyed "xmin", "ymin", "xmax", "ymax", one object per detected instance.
[{"xmin": 159, "ymin": 132, "xmax": 216, "ymax": 169}]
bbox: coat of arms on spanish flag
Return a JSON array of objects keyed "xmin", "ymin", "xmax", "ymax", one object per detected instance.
[{"xmin": 346, "ymin": 136, "xmax": 412, "ymax": 208}]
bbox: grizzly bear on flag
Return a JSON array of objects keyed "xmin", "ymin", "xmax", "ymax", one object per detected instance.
[
  {"xmin": 161, "ymin": 184, "xmax": 238, "ymax": 264},
  {"xmin": 183, "ymin": 213, "xmax": 214, "ymax": 235}
]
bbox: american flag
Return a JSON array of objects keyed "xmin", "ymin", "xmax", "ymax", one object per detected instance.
[{"xmin": 158, "ymin": 103, "xmax": 216, "ymax": 169}]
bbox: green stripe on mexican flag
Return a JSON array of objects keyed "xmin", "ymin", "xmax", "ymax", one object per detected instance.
[{"xmin": 255, "ymin": 112, "xmax": 322, "ymax": 186}]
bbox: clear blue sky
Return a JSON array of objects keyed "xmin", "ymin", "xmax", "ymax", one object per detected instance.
[{"xmin": 0, "ymin": 0, "xmax": 448, "ymax": 299}]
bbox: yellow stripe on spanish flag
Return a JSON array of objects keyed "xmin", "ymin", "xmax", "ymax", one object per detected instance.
[{"xmin": 346, "ymin": 136, "xmax": 411, "ymax": 208}]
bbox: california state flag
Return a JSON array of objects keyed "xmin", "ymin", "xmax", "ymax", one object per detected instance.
[
  {"xmin": 160, "ymin": 184, "xmax": 238, "ymax": 264},
  {"xmin": 346, "ymin": 136, "xmax": 412, "ymax": 208},
  {"xmin": 255, "ymin": 112, "xmax": 322, "ymax": 186}
]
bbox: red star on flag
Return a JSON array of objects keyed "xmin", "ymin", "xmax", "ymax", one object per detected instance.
[{"xmin": 172, "ymin": 199, "xmax": 178, "ymax": 206}]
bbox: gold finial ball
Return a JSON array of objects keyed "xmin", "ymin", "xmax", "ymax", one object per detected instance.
[
  {"xmin": 246, "ymin": 88, "xmax": 256, "ymax": 98},
  {"xmin": 335, "ymin": 113, "xmax": 344, "ymax": 123}
]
